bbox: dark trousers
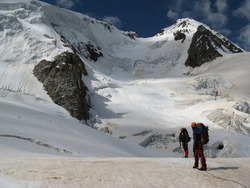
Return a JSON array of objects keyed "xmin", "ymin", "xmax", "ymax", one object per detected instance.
[
  {"xmin": 194, "ymin": 145, "xmax": 206, "ymax": 168},
  {"xmin": 182, "ymin": 142, "xmax": 189, "ymax": 158}
]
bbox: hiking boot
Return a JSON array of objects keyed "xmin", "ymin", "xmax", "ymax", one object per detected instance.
[
  {"xmin": 199, "ymin": 167, "xmax": 207, "ymax": 171},
  {"xmin": 193, "ymin": 165, "xmax": 198, "ymax": 169}
]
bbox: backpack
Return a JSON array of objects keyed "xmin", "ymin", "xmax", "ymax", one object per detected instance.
[
  {"xmin": 180, "ymin": 128, "xmax": 191, "ymax": 143},
  {"xmin": 197, "ymin": 123, "xmax": 209, "ymax": 144}
]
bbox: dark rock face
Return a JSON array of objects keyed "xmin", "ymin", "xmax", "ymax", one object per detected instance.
[
  {"xmin": 174, "ymin": 31, "xmax": 186, "ymax": 42},
  {"xmin": 84, "ymin": 42, "xmax": 103, "ymax": 62},
  {"xmin": 185, "ymin": 25, "xmax": 243, "ymax": 68},
  {"xmin": 75, "ymin": 42, "xmax": 103, "ymax": 62},
  {"xmin": 33, "ymin": 52, "xmax": 89, "ymax": 120},
  {"xmin": 123, "ymin": 30, "xmax": 140, "ymax": 39}
]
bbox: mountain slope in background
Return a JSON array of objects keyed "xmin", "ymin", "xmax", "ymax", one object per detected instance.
[
  {"xmin": 0, "ymin": 0, "xmax": 245, "ymax": 121},
  {"xmin": 0, "ymin": 0, "xmax": 249, "ymax": 157}
]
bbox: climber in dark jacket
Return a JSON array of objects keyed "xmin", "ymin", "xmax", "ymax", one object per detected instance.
[
  {"xmin": 179, "ymin": 127, "xmax": 190, "ymax": 158},
  {"xmin": 191, "ymin": 122, "xmax": 207, "ymax": 171}
]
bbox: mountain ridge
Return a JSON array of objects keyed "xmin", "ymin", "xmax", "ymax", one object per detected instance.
[{"xmin": 0, "ymin": 0, "xmax": 248, "ymax": 125}]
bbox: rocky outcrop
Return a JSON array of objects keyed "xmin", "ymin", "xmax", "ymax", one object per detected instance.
[
  {"xmin": 84, "ymin": 42, "xmax": 103, "ymax": 62},
  {"xmin": 75, "ymin": 42, "xmax": 103, "ymax": 62},
  {"xmin": 123, "ymin": 31, "xmax": 140, "ymax": 39},
  {"xmin": 185, "ymin": 25, "xmax": 243, "ymax": 68},
  {"xmin": 174, "ymin": 31, "xmax": 186, "ymax": 42},
  {"xmin": 33, "ymin": 52, "xmax": 89, "ymax": 120}
]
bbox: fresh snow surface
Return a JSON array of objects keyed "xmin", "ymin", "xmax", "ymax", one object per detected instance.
[
  {"xmin": 0, "ymin": 158, "xmax": 250, "ymax": 188},
  {"xmin": 0, "ymin": 1, "xmax": 250, "ymax": 187}
]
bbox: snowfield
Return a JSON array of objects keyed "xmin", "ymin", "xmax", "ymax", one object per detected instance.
[
  {"xmin": 0, "ymin": 0, "xmax": 250, "ymax": 187},
  {"xmin": 1, "ymin": 53, "xmax": 250, "ymax": 187},
  {"xmin": 1, "ymin": 158, "xmax": 250, "ymax": 188}
]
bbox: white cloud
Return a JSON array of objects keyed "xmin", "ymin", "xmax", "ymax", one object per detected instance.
[
  {"xmin": 166, "ymin": 0, "xmax": 188, "ymax": 20},
  {"xmin": 193, "ymin": 0, "xmax": 228, "ymax": 27},
  {"xmin": 215, "ymin": 0, "xmax": 228, "ymax": 13},
  {"xmin": 194, "ymin": 0, "xmax": 212, "ymax": 16},
  {"xmin": 218, "ymin": 28, "xmax": 232, "ymax": 36},
  {"xmin": 166, "ymin": 10, "xmax": 179, "ymax": 20},
  {"xmin": 233, "ymin": 0, "xmax": 250, "ymax": 51},
  {"xmin": 56, "ymin": 0, "xmax": 78, "ymax": 9},
  {"xmin": 237, "ymin": 24, "xmax": 250, "ymax": 51},
  {"xmin": 233, "ymin": 0, "xmax": 250, "ymax": 21},
  {"xmin": 166, "ymin": 0, "xmax": 229, "ymax": 28},
  {"xmin": 103, "ymin": 16, "xmax": 122, "ymax": 28},
  {"xmin": 206, "ymin": 13, "xmax": 228, "ymax": 27}
]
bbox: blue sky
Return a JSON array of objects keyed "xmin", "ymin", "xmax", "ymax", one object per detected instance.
[{"xmin": 39, "ymin": 0, "xmax": 250, "ymax": 51}]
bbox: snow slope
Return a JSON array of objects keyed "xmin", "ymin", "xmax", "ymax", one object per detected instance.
[
  {"xmin": 0, "ymin": 90, "xmax": 161, "ymax": 158},
  {"xmin": 1, "ymin": 158, "xmax": 250, "ymax": 188},
  {"xmin": 0, "ymin": 0, "xmax": 250, "ymax": 187}
]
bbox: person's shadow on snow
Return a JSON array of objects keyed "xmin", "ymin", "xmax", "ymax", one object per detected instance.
[{"xmin": 209, "ymin": 167, "xmax": 239, "ymax": 170}]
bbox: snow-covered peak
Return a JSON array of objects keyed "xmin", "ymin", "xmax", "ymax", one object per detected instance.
[
  {"xmin": 175, "ymin": 18, "xmax": 205, "ymax": 28},
  {"xmin": 155, "ymin": 18, "xmax": 202, "ymax": 37}
]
